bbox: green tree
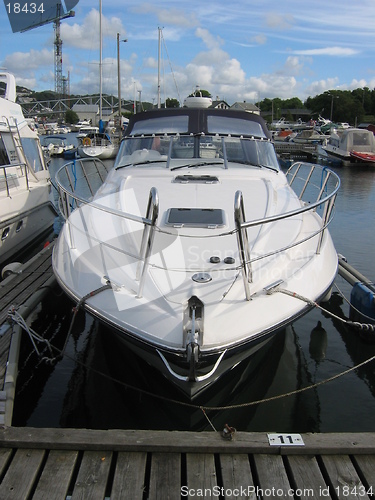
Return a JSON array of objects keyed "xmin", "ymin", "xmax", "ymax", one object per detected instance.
[
  {"xmin": 165, "ymin": 98, "xmax": 180, "ymax": 108},
  {"xmin": 65, "ymin": 109, "xmax": 79, "ymax": 124},
  {"xmin": 188, "ymin": 89, "xmax": 211, "ymax": 98}
]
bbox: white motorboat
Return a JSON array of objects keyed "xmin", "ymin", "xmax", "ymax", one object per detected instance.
[
  {"xmin": 0, "ymin": 72, "xmax": 58, "ymax": 268},
  {"xmin": 41, "ymin": 134, "xmax": 75, "ymax": 157},
  {"xmin": 322, "ymin": 128, "xmax": 375, "ymax": 166},
  {"xmin": 53, "ymin": 108, "xmax": 340, "ymax": 398},
  {"xmin": 76, "ymin": 126, "xmax": 99, "ymax": 139},
  {"xmin": 77, "ymin": 132, "xmax": 118, "ymax": 160}
]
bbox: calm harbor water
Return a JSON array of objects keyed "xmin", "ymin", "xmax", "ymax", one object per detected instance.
[{"xmin": 11, "ymin": 151, "xmax": 375, "ymax": 432}]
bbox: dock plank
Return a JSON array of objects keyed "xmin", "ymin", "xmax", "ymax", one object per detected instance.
[
  {"xmin": 321, "ymin": 455, "xmax": 368, "ymax": 500},
  {"xmin": 0, "ymin": 447, "xmax": 12, "ymax": 475},
  {"xmin": 0, "ymin": 243, "xmax": 54, "ymax": 325},
  {"xmin": 220, "ymin": 454, "xmax": 254, "ymax": 499},
  {"xmin": 286, "ymin": 455, "xmax": 332, "ymax": 499},
  {"xmin": 186, "ymin": 453, "xmax": 217, "ymax": 492},
  {"xmin": 111, "ymin": 451, "xmax": 147, "ymax": 500},
  {"xmin": 352, "ymin": 455, "xmax": 375, "ymax": 489},
  {"xmin": 148, "ymin": 452, "xmax": 181, "ymax": 500},
  {"xmin": 32, "ymin": 449, "xmax": 79, "ymax": 500},
  {"xmin": 0, "ymin": 448, "xmax": 45, "ymax": 499},
  {"xmin": 253, "ymin": 454, "xmax": 292, "ymax": 498},
  {"xmin": 70, "ymin": 450, "xmax": 112, "ymax": 500},
  {"xmin": 3, "ymin": 428, "xmax": 375, "ymax": 454}
]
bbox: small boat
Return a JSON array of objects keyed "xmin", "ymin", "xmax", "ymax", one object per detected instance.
[
  {"xmin": 53, "ymin": 108, "xmax": 340, "ymax": 398},
  {"xmin": 322, "ymin": 128, "xmax": 375, "ymax": 166},
  {"xmin": 77, "ymin": 132, "xmax": 118, "ymax": 160},
  {"xmin": 76, "ymin": 125, "xmax": 99, "ymax": 138},
  {"xmin": 291, "ymin": 128, "xmax": 326, "ymax": 144},
  {"xmin": 349, "ymin": 151, "xmax": 375, "ymax": 164},
  {"xmin": 0, "ymin": 72, "xmax": 58, "ymax": 268},
  {"xmin": 41, "ymin": 134, "xmax": 75, "ymax": 157}
]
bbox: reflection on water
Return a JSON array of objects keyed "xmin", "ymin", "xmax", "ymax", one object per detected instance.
[{"xmin": 11, "ymin": 158, "xmax": 375, "ymax": 432}]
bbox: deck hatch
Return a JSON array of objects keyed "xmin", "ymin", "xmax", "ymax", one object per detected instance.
[
  {"xmin": 173, "ymin": 174, "xmax": 219, "ymax": 184},
  {"xmin": 165, "ymin": 208, "xmax": 225, "ymax": 228}
]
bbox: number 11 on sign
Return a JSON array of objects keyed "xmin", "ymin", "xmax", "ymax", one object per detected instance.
[{"xmin": 268, "ymin": 433, "xmax": 305, "ymax": 446}]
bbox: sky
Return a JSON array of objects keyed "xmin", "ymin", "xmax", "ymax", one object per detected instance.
[{"xmin": 1, "ymin": 0, "xmax": 375, "ymax": 106}]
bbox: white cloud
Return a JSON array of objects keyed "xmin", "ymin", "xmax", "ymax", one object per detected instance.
[
  {"xmin": 279, "ymin": 56, "xmax": 305, "ymax": 76},
  {"xmin": 61, "ymin": 9, "xmax": 124, "ymax": 50},
  {"xmin": 305, "ymin": 77, "xmax": 340, "ymax": 97},
  {"xmin": 3, "ymin": 48, "xmax": 53, "ymax": 72},
  {"xmin": 195, "ymin": 28, "xmax": 224, "ymax": 51},
  {"xmin": 253, "ymin": 34, "xmax": 267, "ymax": 45},
  {"xmin": 292, "ymin": 47, "xmax": 359, "ymax": 57},
  {"xmin": 265, "ymin": 12, "xmax": 294, "ymax": 30},
  {"xmin": 131, "ymin": 3, "xmax": 199, "ymax": 28}
]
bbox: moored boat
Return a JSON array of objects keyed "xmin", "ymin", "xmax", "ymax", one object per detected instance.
[
  {"xmin": 77, "ymin": 131, "xmax": 118, "ymax": 160},
  {"xmin": 322, "ymin": 128, "xmax": 375, "ymax": 166},
  {"xmin": 0, "ymin": 72, "xmax": 58, "ymax": 269},
  {"xmin": 349, "ymin": 150, "xmax": 375, "ymax": 164},
  {"xmin": 52, "ymin": 108, "xmax": 340, "ymax": 398},
  {"xmin": 41, "ymin": 134, "xmax": 75, "ymax": 157}
]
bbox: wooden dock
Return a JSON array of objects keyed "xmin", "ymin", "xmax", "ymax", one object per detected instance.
[
  {"xmin": 1, "ymin": 245, "xmax": 375, "ymax": 498},
  {"xmin": 0, "ymin": 428, "xmax": 375, "ymax": 499},
  {"xmin": 0, "ymin": 242, "xmax": 56, "ymax": 426},
  {"xmin": 274, "ymin": 141, "xmax": 317, "ymax": 160}
]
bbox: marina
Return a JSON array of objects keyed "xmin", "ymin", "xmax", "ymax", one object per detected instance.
[
  {"xmin": 1, "ymin": 75, "xmax": 375, "ymax": 499},
  {"xmin": 0, "ymin": 150, "xmax": 375, "ymax": 497},
  {"xmin": 2, "ymin": 0, "xmax": 375, "ymax": 495}
]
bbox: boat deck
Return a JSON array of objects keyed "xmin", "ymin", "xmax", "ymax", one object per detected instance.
[{"xmin": 0, "ymin": 428, "xmax": 375, "ymax": 499}]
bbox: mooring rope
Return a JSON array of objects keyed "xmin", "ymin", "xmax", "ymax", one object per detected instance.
[
  {"xmin": 276, "ymin": 287, "xmax": 375, "ymax": 333},
  {"xmin": 8, "ymin": 283, "xmax": 375, "ymax": 413}
]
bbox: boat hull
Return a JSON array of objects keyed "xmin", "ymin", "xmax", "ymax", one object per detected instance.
[
  {"xmin": 78, "ymin": 144, "xmax": 118, "ymax": 160},
  {"xmin": 53, "ymin": 258, "xmax": 335, "ymax": 398},
  {"xmin": 350, "ymin": 151, "xmax": 375, "ymax": 164},
  {"xmin": 0, "ymin": 200, "xmax": 57, "ymax": 266}
]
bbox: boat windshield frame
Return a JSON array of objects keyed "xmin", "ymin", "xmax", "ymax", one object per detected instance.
[
  {"xmin": 115, "ymin": 108, "xmax": 279, "ymax": 171},
  {"xmin": 114, "ymin": 134, "xmax": 280, "ymax": 171}
]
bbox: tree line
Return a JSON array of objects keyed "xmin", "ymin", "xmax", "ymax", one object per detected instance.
[{"xmin": 258, "ymin": 88, "xmax": 375, "ymax": 125}]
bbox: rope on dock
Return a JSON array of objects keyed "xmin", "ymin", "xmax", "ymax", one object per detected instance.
[
  {"xmin": 7, "ymin": 282, "xmax": 112, "ymax": 366},
  {"xmin": 7, "ymin": 306, "xmax": 55, "ymax": 359}
]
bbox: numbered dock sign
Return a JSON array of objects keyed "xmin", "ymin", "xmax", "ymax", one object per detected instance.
[{"xmin": 268, "ymin": 433, "xmax": 305, "ymax": 446}]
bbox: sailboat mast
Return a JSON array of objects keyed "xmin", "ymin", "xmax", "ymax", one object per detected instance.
[
  {"xmin": 157, "ymin": 27, "xmax": 161, "ymax": 109},
  {"xmin": 99, "ymin": 0, "xmax": 103, "ymax": 122}
]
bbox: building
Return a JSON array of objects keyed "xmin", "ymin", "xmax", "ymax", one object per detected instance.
[
  {"xmin": 230, "ymin": 101, "xmax": 260, "ymax": 115},
  {"xmin": 71, "ymin": 104, "xmax": 99, "ymax": 125}
]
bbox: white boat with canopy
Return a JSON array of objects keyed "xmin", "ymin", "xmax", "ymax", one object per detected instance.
[{"xmin": 53, "ymin": 108, "xmax": 340, "ymax": 398}]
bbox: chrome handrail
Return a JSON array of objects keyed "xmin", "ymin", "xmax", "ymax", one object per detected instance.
[
  {"xmin": 136, "ymin": 187, "xmax": 159, "ymax": 298},
  {"xmin": 0, "ymin": 163, "xmax": 28, "ymax": 197},
  {"xmin": 234, "ymin": 190, "xmax": 252, "ymax": 301},
  {"xmin": 234, "ymin": 162, "xmax": 340, "ymax": 300},
  {"xmin": 55, "ymin": 160, "xmax": 340, "ymax": 302}
]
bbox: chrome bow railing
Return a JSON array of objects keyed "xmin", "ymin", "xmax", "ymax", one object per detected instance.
[{"xmin": 55, "ymin": 160, "xmax": 340, "ymax": 302}]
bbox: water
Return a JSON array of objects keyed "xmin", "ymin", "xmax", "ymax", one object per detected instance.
[{"xmin": 11, "ymin": 157, "xmax": 375, "ymax": 432}]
